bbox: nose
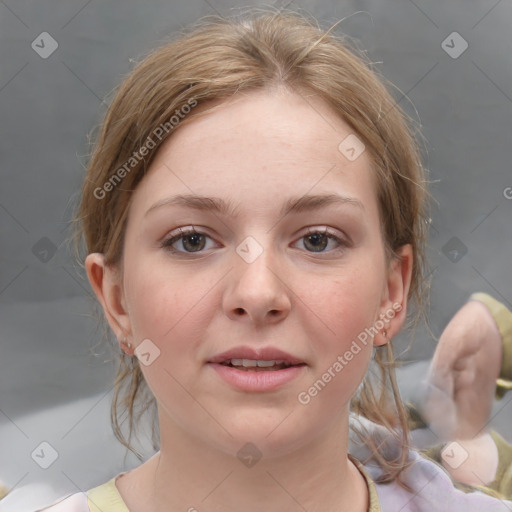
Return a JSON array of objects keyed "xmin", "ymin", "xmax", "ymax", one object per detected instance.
[{"xmin": 223, "ymin": 242, "xmax": 292, "ymax": 326}]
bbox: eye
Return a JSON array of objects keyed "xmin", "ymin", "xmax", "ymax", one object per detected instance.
[
  {"xmin": 294, "ymin": 228, "xmax": 348, "ymax": 253},
  {"xmin": 160, "ymin": 227, "xmax": 216, "ymax": 254},
  {"xmin": 160, "ymin": 226, "xmax": 348, "ymax": 255}
]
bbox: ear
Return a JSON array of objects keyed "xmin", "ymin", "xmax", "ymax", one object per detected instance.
[
  {"xmin": 85, "ymin": 253, "xmax": 133, "ymax": 352},
  {"xmin": 374, "ymin": 244, "xmax": 413, "ymax": 346}
]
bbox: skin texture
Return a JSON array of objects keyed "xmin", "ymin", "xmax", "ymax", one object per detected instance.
[{"xmin": 86, "ymin": 88, "xmax": 412, "ymax": 512}]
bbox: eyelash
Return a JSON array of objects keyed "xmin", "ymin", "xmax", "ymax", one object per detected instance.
[{"xmin": 160, "ymin": 227, "xmax": 349, "ymax": 255}]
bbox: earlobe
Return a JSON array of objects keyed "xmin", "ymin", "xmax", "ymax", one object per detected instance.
[
  {"xmin": 374, "ymin": 244, "xmax": 413, "ymax": 346},
  {"xmin": 85, "ymin": 252, "xmax": 132, "ymax": 346}
]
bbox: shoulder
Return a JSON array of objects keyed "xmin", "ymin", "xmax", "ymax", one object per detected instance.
[
  {"xmin": 37, "ymin": 475, "xmax": 129, "ymax": 512},
  {"xmin": 37, "ymin": 492, "xmax": 90, "ymax": 512},
  {"xmin": 0, "ymin": 483, "xmax": 89, "ymax": 512},
  {"xmin": 349, "ymin": 414, "xmax": 512, "ymax": 511},
  {"xmin": 375, "ymin": 452, "xmax": 512, "ymax": 511}
]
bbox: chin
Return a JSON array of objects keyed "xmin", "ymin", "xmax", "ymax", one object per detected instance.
[{"xmin": 210, "ymin": 418, "xmax": 315, "ymax": 460}]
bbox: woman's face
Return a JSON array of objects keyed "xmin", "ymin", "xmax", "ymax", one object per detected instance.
[{"xmin": 88, "ymin": 88, "xmax": 411, "ymax": 458}]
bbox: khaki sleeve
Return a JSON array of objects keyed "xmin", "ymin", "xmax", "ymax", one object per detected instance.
[
  {"xmin": 469, "ymin": 292, "xmax": 512, "ymax": 398},
  {"xmin": 0, "ymin": 482, "xmax": 9, "ymax": 499},
  {"xmin": 488, "ymin": 430, "xmax": 512, "ymax": 500}
]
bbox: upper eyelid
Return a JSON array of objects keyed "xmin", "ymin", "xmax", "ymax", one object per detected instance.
[{"xmin": 163, "ymin": 225, "xmax": 346, "ymax": 240}]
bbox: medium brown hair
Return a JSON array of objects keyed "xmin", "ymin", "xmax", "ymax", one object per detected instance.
[{"xmin": 70, "ymin": 8, "xmax": 430, "ymax": 485}]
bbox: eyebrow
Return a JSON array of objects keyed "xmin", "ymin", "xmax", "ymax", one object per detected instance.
[{"xmin": 144, "ymin": 193, "xmax": 365, "ymax": 219}]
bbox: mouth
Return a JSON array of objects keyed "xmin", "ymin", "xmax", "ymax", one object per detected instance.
[
  {"xmin": 218, "ymin": 359, "xmax": 306, "ymax": 371},
  {"xmin": 207, "ymin": 346, "xmax": 307, "ymax": 391},
  {"xmin": 208, "ymin": 346, "xmax": 306, "ymax": 369}
]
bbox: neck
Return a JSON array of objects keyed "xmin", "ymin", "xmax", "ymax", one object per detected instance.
[{"xmin": 138, "ymin": 411, "xmax": 368, "ymax": 512}]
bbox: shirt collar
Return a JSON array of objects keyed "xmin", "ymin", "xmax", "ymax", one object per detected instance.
[{"xmin": 348, "ymin": 454, "xmax": 382, "ymax": 512}]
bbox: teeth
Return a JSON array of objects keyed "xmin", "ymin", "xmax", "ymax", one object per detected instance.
[
  {"xmin": 256, "ymin": 359, "xmax": 285, "ymax": 367},
  {"xmin": 228, "ymin": 359, "xmax": 289, "ymax": 367}
]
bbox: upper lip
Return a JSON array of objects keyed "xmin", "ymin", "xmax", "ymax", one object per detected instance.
[{"xmin": 208, "ymin": 346, "xmax": 305, "ymax": 365}]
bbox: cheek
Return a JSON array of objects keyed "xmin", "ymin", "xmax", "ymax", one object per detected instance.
[
  {"xmin": 306, "ymin": 265, "xmax": 383, "ymax": 344},
  {"xmin": 295, "ymin": 260, "xmax": 383, "ymax": 398},
  {"xmin": 124, "ymin": 267, "xmax": 209, "ymax": 412},
  {"xmin": 125, "ymin": 258, "xmax": 211, "ymax": 343},
  {"xmin": 124, "ymin": 263, "xmax": 217, "ymax": 398}
]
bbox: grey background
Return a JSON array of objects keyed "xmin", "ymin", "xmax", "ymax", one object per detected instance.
[{"xmin": 1, "ymin": 0, "xmax": 511, "ymax": 508}]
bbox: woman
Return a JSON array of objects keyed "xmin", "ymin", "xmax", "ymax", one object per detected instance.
[{"xmin": 37, "ymin": 9, "xmax": 512, "ymax": 511}]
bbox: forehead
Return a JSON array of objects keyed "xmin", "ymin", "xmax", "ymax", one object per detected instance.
[{"xmin": 129, "ymin": 89, "xmax": 378, "ymax": 221}]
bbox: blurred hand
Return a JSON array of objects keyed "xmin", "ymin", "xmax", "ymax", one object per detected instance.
[{"xmin": 421, "ymin": 299, "xmax": 502, "ymax": 441}]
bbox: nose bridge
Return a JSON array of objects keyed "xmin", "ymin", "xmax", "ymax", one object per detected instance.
[
  {"xmin": 225, "ymin": 233, "xmax": 291, "ymax": 321},
  {"xmin": 235, "ymin": 234, "xmax": 281, "ymax": 294}
]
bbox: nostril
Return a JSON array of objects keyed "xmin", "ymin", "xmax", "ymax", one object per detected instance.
[{"xmin": 235, "ymin": 307, "xmax": 245, "ymax": 315}]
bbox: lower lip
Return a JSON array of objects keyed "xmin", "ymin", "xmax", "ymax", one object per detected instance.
[{"xmin": 208, "ymin": 363, "xmax": 306, "ymax": 392}]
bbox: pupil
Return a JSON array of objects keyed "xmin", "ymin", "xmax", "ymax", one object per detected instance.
[
  {"xmin": 305, "ymin": 233, "xmax": 327, "ymax": 252},
  {"xmin": 184, "ymin": 233, "xmax": 205, "ymax": 252}
]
